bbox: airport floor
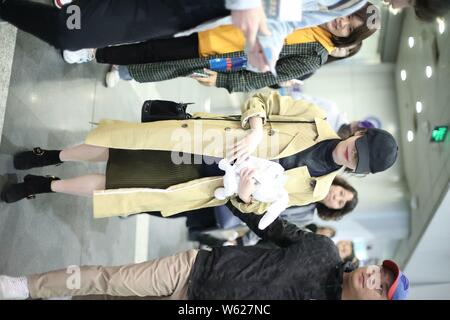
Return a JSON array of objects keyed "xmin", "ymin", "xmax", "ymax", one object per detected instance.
[{"xmin": 0, "ymin": 29, "xmax": 217, "ymax": 277}]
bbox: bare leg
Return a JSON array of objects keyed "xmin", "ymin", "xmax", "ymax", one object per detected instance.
[
  {"xmin": 51, "ymin": 174, "xmax": 106, "ymax": 197},
  {"xmin": 59, "ymin": 144, "xmax": 109, "ymax": 162}
]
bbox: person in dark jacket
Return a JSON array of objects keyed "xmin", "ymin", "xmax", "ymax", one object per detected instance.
[
  {"xmin": 0, "ymin": 0, "xmax": 229, "ymax": 51},
  {"xmin": 0, "ymin": 204, "xmax": 409, "ymax": 300}
]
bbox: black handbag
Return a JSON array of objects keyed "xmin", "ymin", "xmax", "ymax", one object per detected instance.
[
  {"xmin": 141, "ymin": 100, "xmax": 193, "ymax": 122},
  {"xmin": 141, "ymin": 99, "xmax": 321, "ymax": 124}
]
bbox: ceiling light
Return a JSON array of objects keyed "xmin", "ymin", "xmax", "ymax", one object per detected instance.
[
  {"xmin": 407, "ymin": 130, "xmax": 414, "ymax": 142},
  {"xmin": 425, "ymin": 66, "xmax": 433, "ymax": 78},
  {"xmin": 416, "ymin": 101, "xmax": 423, "ymax": 113},
  {"xmin": 400, "ymin": 70, "xmax": 407, "ymax": 81},
  {"xmin": 437, "ymin": 18, "xmax": 445, "ymax": 34},
  {"xmin": 408, "ymin": 37, "xmax": 415, "ymax": 48}
]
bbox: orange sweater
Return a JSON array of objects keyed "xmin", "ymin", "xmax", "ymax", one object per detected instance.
[{"xmin": 198, "ymin": 25, "xmax": 335, "ymax": 57}]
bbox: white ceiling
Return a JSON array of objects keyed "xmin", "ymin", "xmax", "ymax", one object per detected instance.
[{"xmin": 393, "ymin": 9, "xmax": 450, "ymax": 266}]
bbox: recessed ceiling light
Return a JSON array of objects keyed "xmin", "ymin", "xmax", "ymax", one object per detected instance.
[
  {"xmin": 416, "ymin": 101, "xmax": 423, "ymax": 113},
  {"xmin": 407, "ymin": 130, "xmax": 414, "ymax": 142},
  {"xmin": 400, "ymin": 70, "xmax": 407, "ymax": 81},
  {"xmin": 425, "ymin": 66, "xmax": 433, "ymax": 78},
  {"xmin": 408, "ymin": 37, "xmax": 415, "ymax": 48},
  {"xmin": 437, "ymin": 18, "xmax": 446, "ymax": 34}
]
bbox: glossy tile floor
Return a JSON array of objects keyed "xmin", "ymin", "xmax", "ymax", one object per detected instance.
[{"xmin": 0, "ymin": 29, "xmax": 230, "ymax": 276}]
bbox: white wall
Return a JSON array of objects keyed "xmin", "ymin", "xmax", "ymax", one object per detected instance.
[{"xmin": 408, "ymin": 284, "xmax": 450, "ymax": 300}]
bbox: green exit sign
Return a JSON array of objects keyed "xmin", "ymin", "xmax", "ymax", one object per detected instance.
[{"xmin": 431, "ymin": 126, "xmax": 448, "ymax": 143}]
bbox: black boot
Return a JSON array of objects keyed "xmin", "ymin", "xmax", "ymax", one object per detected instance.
[
  {"xmin": 0, "ymin": 175, "xmax": 60, "ymax": 203},
  {"xmin": 14, "ymin": 147, "xmax": 62, "ymax": 170}
]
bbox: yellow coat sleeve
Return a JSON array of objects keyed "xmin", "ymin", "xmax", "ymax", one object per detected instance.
[
  {"xmin": 240, "ymin": 91, "xmax": 326, "ymax": 129},
  {"xmin": 240, "ymin": 93, "xmax": 269, "ymax": 129},
  {"xmin": 229, "ymin": 196, "xmax": 271, "ymax": 215}
]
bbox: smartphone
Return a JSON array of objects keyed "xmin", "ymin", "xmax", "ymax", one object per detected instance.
[{"xmin": 190, "ymin": 72, "xmax": 209, "ymax": 78}]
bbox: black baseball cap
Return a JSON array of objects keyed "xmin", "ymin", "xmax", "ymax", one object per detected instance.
[{"xmin": 354, "ymin": 128, "xmax": 398, "ymax": 174}]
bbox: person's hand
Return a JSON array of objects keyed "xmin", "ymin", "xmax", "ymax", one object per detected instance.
[
  {"xmin": 228, "ymin": 128, "xmax": 263, "ymax": 165},
  {"xmin": 231, "ymin": 6, "xmax": 271, "ymax": 50},
  {"xmin": 238, "ymin": 168, "xmax": 257, "ymax": 203},
  {"xmin": 247, "ymin": 41, "xmax": 271, "ymax": 73},
  {"xmin": 192, "ymin": 69, "xmax": 217, "ymax": 87}
]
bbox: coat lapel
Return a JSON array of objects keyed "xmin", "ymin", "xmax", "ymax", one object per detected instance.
[
  {"xmin": 284, "ymin": 166, "xmax": 342, "ymax": 206},
  {"xmin": 314, "ymin": 117, "xmax": 341, "ymax": 142},
  {"xmin": 312, "ymin": 170, "xmax": 342, "ymax": 199},
  {"xmin": 274, "ymin": 117, "xmax": 340, "ymax": 159}
]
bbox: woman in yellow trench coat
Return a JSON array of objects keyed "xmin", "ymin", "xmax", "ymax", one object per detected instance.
[{"xmin": 1, "ymin": 92, "xmax": 398, "ymax": 219}]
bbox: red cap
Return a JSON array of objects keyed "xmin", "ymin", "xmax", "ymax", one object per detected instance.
[{"xmin": 382, "ymin": 260, "xmax": 409, "ymax": 300}]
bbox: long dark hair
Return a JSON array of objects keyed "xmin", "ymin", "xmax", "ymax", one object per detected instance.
[
  {"xmin": 414, "ymin": 0, "xmax": 450, "ymax": 22},
  {"xmin": 331, "ymin": 2, "xmax": 380, "ymax": 48},
  {"xmin": 316, "ymin": 176, "xmax": 358, "ymax": 221}
]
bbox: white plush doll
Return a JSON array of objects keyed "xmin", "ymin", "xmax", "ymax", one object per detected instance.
[{"xmin": 214, "ymin": 157, "xmax": 290, "ymax": 230}]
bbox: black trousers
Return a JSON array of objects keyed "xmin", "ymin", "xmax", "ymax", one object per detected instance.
[
  {"xmin": 95, "ymin": 33, "xmax": 200, "ymax": 65},
  {"xmin": 145, "ymin": 208, "xmax": 217, "ymax": 230},
  {"xmin": 0, "ymin": 0, "xmax": 228, "ymax": 50}
]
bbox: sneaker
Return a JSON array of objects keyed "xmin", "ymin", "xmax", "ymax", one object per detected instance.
[
  {"xmin": 105, "ymin": 65, "xmax": 120, "ymax": 88},
  {"xmin": 0, "ymin": 276, "xmax": 29, "ymax": 300},
  {"xmin": 63, "ymin": 49, "xmax": 95, "ymax": 64},
  {"xmin": 54, "ymin": 0, "xmax": 73, "ymax": 9}
]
